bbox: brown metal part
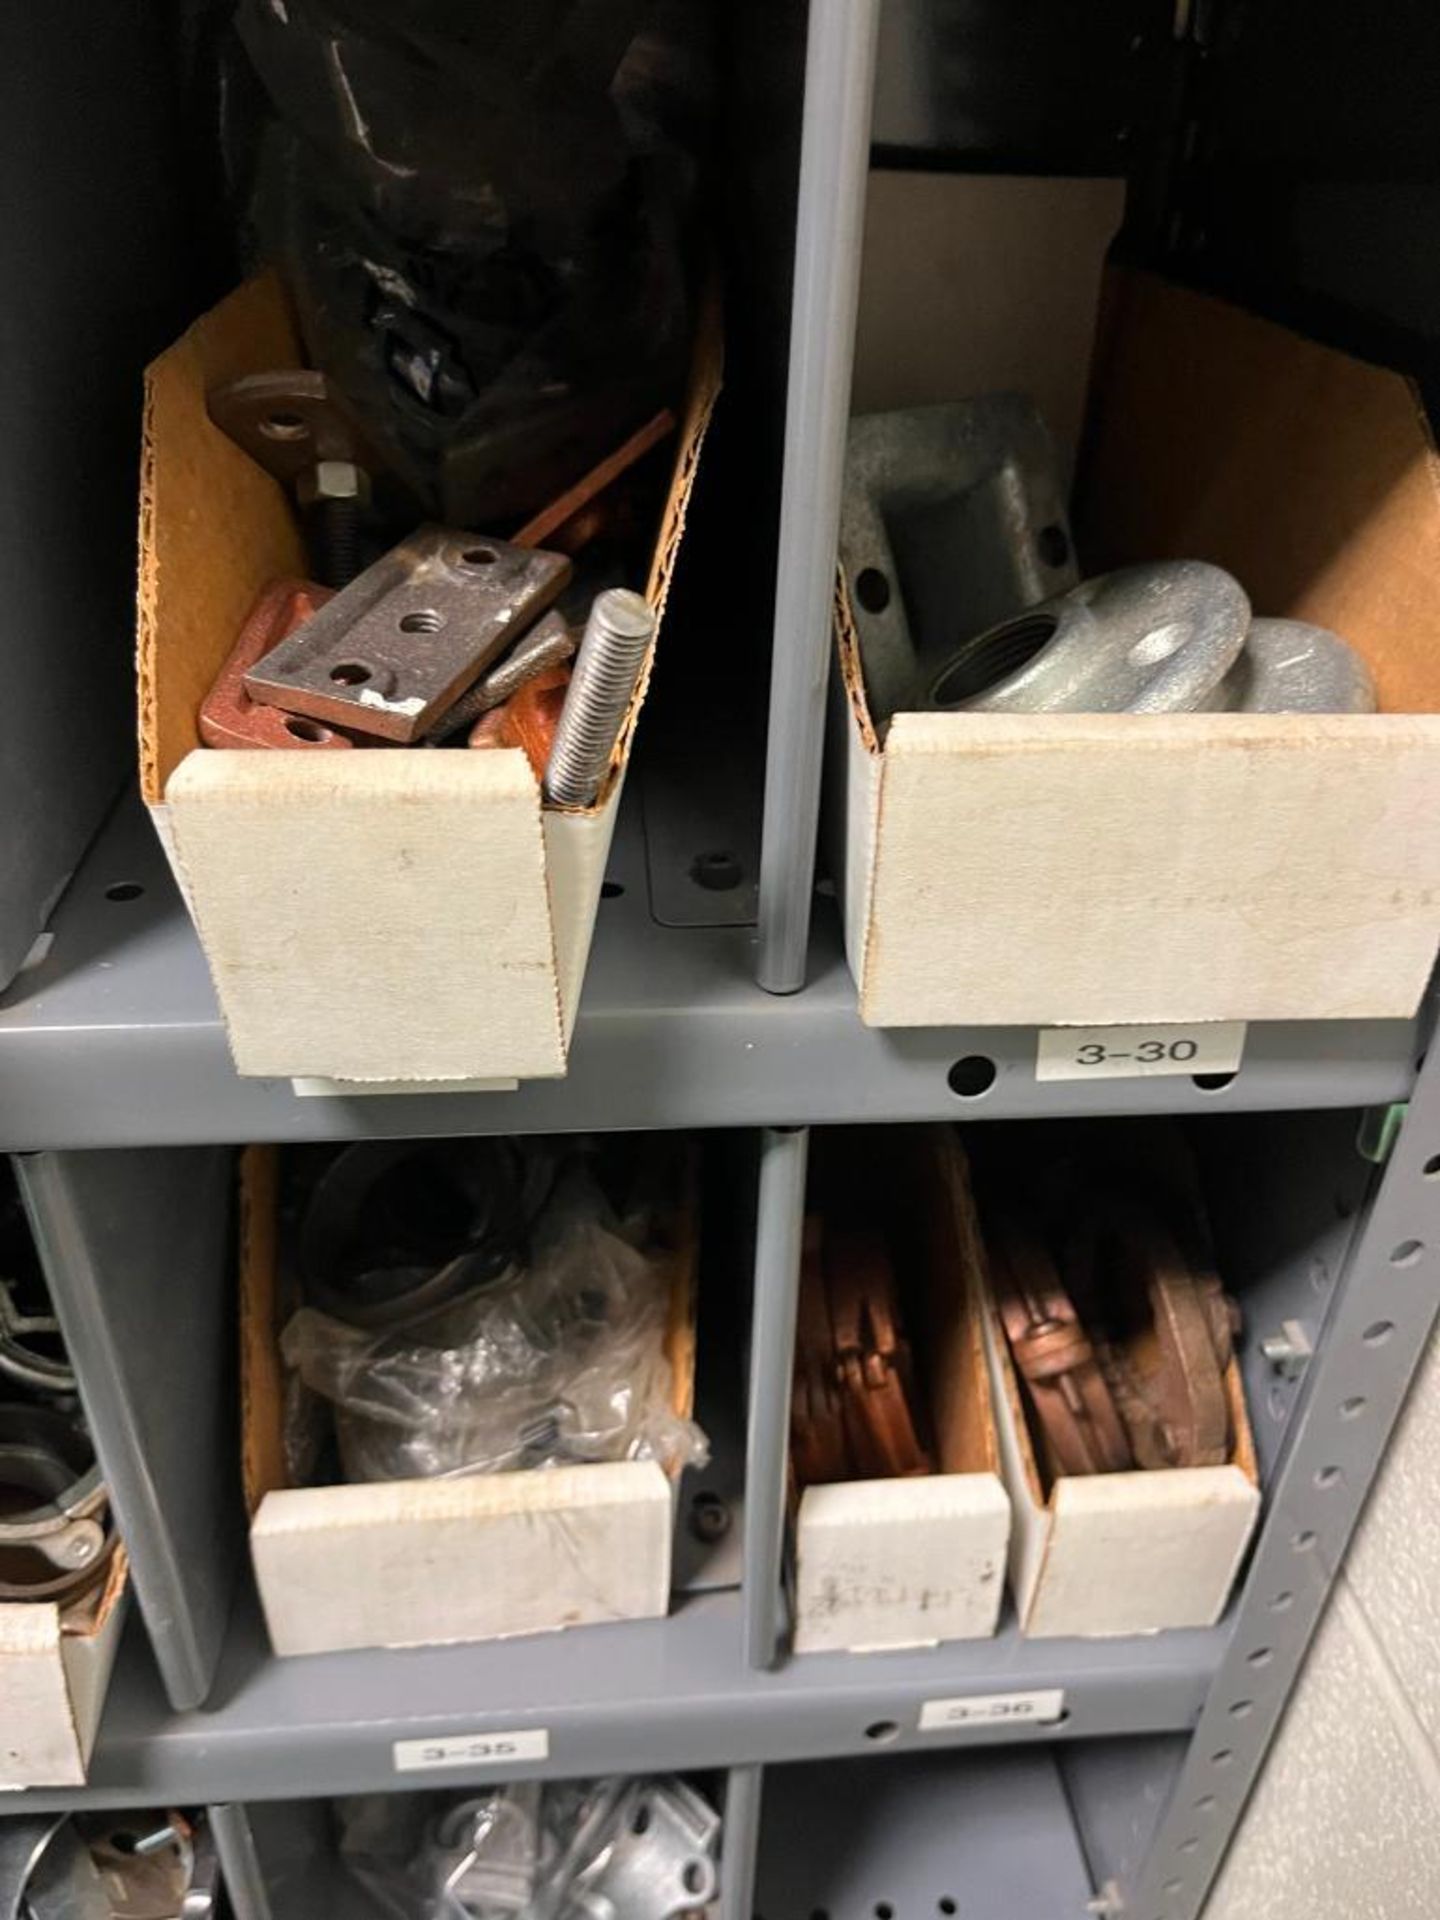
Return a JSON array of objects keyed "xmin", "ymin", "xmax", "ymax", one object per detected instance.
[
  {"xmin": 467, "ymin": 663, "xmax": 573, "ymax": 779},
  {"xmin": 428, "ymin": 609, "xmax": 576, "ymax": 741},
  {"xmin": 512, "ymin": 409, "xmax": 677, "ymax": 554},
  {"xmin": 1066, "ymin": 1202, "xmax": 1237, "ymax": 1469},
  {"xmin": 790, "ymin": 1217, "xmax": 851, "ymax": 1488},
  {"xmin": 790, "ymin": 1218, "xmax": 932, "ymax": 1488},
  {"xmin": 992, "ymin": 1216, "xmax": 1135, "ymax": 1478},
  {"xmin": 242, "ymin": 526, "xmax": 573, "ymax": 743},
  {"xmin": 205, "ymin": 369, "xmax": 372, "ymax": 481},
  {"xmin": 828, "ymin": 1227, "xmax": 933, "ymax": 1478},
  {"xmin": 199, "ymin": 580, "xmax": 360, "ymax": 750}
]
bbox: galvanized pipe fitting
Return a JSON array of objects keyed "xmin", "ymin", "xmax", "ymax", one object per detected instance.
[
  {"xmin": 927, "ymin": 561, "xmax": 1251, "ymax": 713},
  {"xmin": 1204, "ymin": 616, "xmax": 1377, "ymax": 713},
  {"xmin": 543, "ymin": 588, "xmax": 657, "ymax": 808}
]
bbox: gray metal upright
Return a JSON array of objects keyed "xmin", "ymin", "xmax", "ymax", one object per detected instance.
[
  {"xmin": 15, "ymin": 1147, "xmax": 242, "ymax": 1711},
  {"xmin": 206, "ymin": 1805, "xmax": 274, "ymax": 1920},
  {"xmin": 742, "ymin": 1127, "xmax": 810, "ymax": 1667},
  {"xmin": 1112, "ymin": 1061, "xmax": 1440, "ymax": 1920},
  {"xmin": 755, "ymin": 0, "xmax": 881, "ymax": 993},
  {"xmin": 718, "ymin": 1766, "xmax": 766, "ymax": 1920}
]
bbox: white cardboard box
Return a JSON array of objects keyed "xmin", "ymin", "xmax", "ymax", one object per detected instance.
[
  {"xmin": 0, "ymin": 1555, "xmax": 128, "ymax": 1788},
  {"xmin": 239, "ymin": 1148, "xmax": 698, "ymax": 1660},
  {"xmin": 138, "ymin": 277, "xmax": 720, "ymax": 1084},
  {"xmin": 971, "ymin": 1221, "xmax": 1260, "ymax": 1640},
  {"xmin": 792, "ymin": 1131, "xmax": 1010, "ymax": 1655},
  {"xmin": 832, "ymin": 268, "xmax": 1440, "ymax": 1029}
]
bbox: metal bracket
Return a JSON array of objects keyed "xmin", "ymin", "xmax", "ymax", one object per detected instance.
[{"xmin": 569, "ymin": 1781, "xmax": 721, "ymax": 1920}]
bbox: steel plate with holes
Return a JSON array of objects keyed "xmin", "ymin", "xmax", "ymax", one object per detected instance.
[{"xmin": 243, "ymin": 527, "xmax": 572, "ymax": 742}]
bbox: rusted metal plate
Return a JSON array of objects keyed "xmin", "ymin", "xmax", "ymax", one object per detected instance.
[
  {"xmin": 199, "ymin": 580, "xmax": 358, "ymax": 750},
  {"xmin": 429, "ymin": 609, "xmax": 575, "ymax": 741},
  {"xmin": 512, "ymin": 409, "xmax": 677, "ymax": 554},
  {"xmin": 242, "ymin": 527, "xmax": 572, "ymax": 742},
  {"xmin": 205, "ymin": 369, "xmax": 370, "ymax": 481}
]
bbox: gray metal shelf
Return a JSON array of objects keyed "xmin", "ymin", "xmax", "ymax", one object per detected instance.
[
  {"xmin": 13, "ymin": 1586, "xmax": 1223, "ymax": 1815},
  {"xmin": 0, "ymin": 790, "xmax": 1423, "ymax": 1152}
]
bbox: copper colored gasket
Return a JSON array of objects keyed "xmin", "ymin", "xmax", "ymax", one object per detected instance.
[
  {"xmin": 992, "ymin": 1216, "xmax": 1135, "ymax": 1477},
  {"xmin": 199, "ymin": 580, "xmax": 356, "ymax": 750},
  {"xmin": 790, "ymin": 1218, "xmax": 932, "ymax": 1488},
  {"xmin": 827, "ymin": 1226, "xmax": 933, "ymax": 1478},
  {"xmin": 791, "ymin": 1217, "xmax": 850, "ymax": 1488},
  {"xmin": 1066, "ymin": 1200, "xmax": 1237, "ymax": 1469}
]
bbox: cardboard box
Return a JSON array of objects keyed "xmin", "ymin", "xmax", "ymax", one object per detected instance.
[
  {"xmin": 791, "ymin": 1130, "xmax": 1010, "ymax": 1655},
  {"xmin": 0, "ymin": 1554, "xmax": 128, "ymax": 1788},
  {"xmin": 832, "ymin": 268, "xmax": 1440, "ymax": 1028},
  {"xmin": 138, "ymin": 279, "xmax": 720, "ymax": 1084},
  {"xmin": 958, "ymin": 1131, "xmax": 1262, "ymax": 1639},
  {"xmin": 239, "ymin": 1148, "xmax": 698, "ymax": 1660}
]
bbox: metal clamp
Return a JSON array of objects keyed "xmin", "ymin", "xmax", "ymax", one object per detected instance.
[
  {"xmin": 0, "ymin": 1404, "xmax": 113, "ymax": 1603},
  {"xmin": 0, "ymin": 1278, "xmax": 75, "ymax": 1397}
]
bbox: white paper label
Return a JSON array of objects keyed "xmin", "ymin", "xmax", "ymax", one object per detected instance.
[
  {"xmin": 919, "ymin": 1689, "xmax": 1065, "ymax": 1732},
  {"xmin": 1036, "ymin": 1022, "xmax": 1246, "ymax": 1082},
  {"xmin": 393, "ymin": 1728, "xmax": 550, "ymax": 1773}
]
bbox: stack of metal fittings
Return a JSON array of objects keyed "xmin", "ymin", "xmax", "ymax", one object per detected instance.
[
  {"xmin": 278, "ymin": 1138, "xmax": 707, "ymax": 1487},
  {"xmin": 840, "ymin": 397, "xmax": 1377, "ymax": 726},
  {"xmin": 339, "ymin": 1774, "xmax": 720, "ymax": 1920},
  {"xmin": 790, "ymin": 1215, "xmax": 933, "ymax": 1488},
  {"xmin": 0, "ymin": 1178, "xmax": 115, "ymax": 1609},
  {"xmin": 983, "ymin": 1133, "xmax": 1243, "ymax": 1478},
  {"xmin": 201, "ymin": 381, "xmax": 669, "ymax": 805},
  {"xmin": 0, "ymin": 1809, "xmax": 218, "ymax": 1920}
]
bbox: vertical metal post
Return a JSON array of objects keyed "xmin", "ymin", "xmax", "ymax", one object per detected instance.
[
  {"xmin": 1128, "ymin": 1060, "xmax": 1440, "ymax": 1918},
  {"xmin": 743, "ymin": 1126, "xmax": 810, "ymax": 1668},
  {"xmin": 206, "ymin": 1806, "xmax": 274, "ymax": 1920},
  {"xmin": 15, "ymin": 1147, "xmax": 241, "ymax": 1711},
  {"xmin": 719, "ymin": 1766, "xmax": 766, "ymax": 1920},
  {"xmin": 756, "ymin": 0, "xmax": 882, "ymax": 993}
]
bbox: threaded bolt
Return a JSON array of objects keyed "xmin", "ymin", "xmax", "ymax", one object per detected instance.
[{"xmin": 543, "ymin": 588, "xmax": 657, "ymax": 807}]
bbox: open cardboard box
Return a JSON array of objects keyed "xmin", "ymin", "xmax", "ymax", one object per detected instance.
[
  {"xmin": 238, "ymin": 1147, "xmax": 698, "ymax": 1659},
  {"xmin": 0, "ymin": 1554, "xmax": 128, "ymax": 1788},
  {"xmin": 791, "ymin": 1129, "xmax": 1010, "ymax": 1655},
  {"xmin": 138, "ymin": 278, "xmax": 720, "ymax": 1085},
  {"xmin": 832, "ymin": 266, "xmax": 1440, "ymax": 1029},
  {"xmin": 958, "ymin": 1126, "xmax": 1261, "ymax": 1639}
]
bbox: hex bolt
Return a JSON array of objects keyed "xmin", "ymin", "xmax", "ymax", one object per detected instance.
[
  {"xmin": 543, "ymin": 588, "xmax": 657, "ymax": 808},
  {"xmin": 297, "ymin": 460, "xmax": 371, "ymax": 591},
  {"xmin": 689, "ymin": 1491, "xmax": 731, "ymax": 1543}
]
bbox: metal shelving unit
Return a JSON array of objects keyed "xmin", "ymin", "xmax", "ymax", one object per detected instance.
[{"xmin": 5, "ymin": 3, "xmax": 1440, "ymax": 1918}]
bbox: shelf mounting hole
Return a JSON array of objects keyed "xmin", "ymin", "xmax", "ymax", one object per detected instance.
[
  {"xmin": 948, "ymin": 1056, "xmax": 997, "ymax": 1099},
  {"xmin": 1390, "ymin": 1239, "xmax": 1424, "ymax": 1267},
  {"xmin": 1340, "ymin": 1397, "xmax": 1366, "ymax": 1420},
  {"xmin": 939, "ymin": 1901, "xmax": 957, "ymax": 1916},
  {"xmin": 1315, "ymin": 1466, "xmax": 1343, "ymax": 1490},
  {"xmin": 1211, "ymin": 1749, "xmax": 1234, "ymax": 1768},
  {"xmin": 1292, "ymin": 1529, "xmax": 1318, "ymax": 1552},
  {"xmin": 864, "ymin": 1720, "xmax": 900, "ymax": 1744},
  {"xmin": 855, "ymin": 567, "xmax": 891, "ymax": 613},
  {"xmin": 1192, "ymin": 1070, "xmax": 1235, "ymax": 1092},
  {"xmin": 601, "ymin": 881, "xmax": 624, "ymax": 899},
  {"xmin": 1269, "ymin": 1591, "xmax": 1294, "ymax": 1612},
  {"xmin": 1363, "ymin": 1320, "xmax": 1395, "ymax": 1346},
  {"xmin": 105, "ymin": 882, "xmax": 145, "ymax": 903},
  {"xmin": 1422, "ymin": 1154, "xmax": 1440, "ymax": 1179},
  {"xmin": 1247, "ymin": 1647, "xmax": 1274, "ymax": 1667}
]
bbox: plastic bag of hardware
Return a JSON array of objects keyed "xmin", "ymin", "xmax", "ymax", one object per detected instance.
[
  {"xmin": 280, "ymin": 1151, "xmax": 707, "ymax": 1484},
  {"xmin": 229, "ymin": 0, "xmax": 716, "ymax": 526},
  {"xmin": 338, "ymin": 1776, "xmax": 720, "ymax": 1920}
]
